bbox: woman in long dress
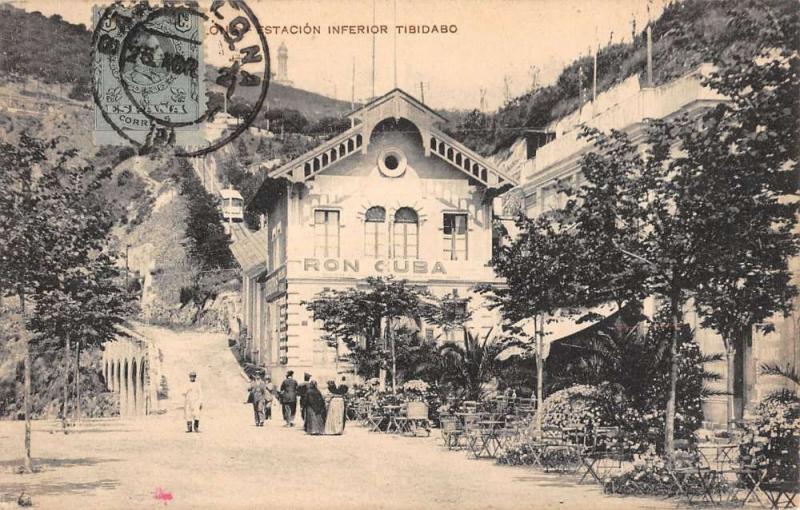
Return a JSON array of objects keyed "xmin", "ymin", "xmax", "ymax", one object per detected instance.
[
  {"xmin": 304, "ymin": 381, "xmax": 327, "ymax": 435},
  {"xmin": 324, "ymin": 381, "xmax": 346, "ymax": 435}
]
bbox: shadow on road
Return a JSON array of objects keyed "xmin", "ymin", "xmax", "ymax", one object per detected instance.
[
  {"xmin": 0, "ymin": 478, "xmax": 119, "ymax": 496},
  {"xmin": 50, "ymin": 427, "xmax": 137, "ymax": 435},
  {"xmin": 0, "ymin": 457, "xmax": 119, "ymax": 470}
]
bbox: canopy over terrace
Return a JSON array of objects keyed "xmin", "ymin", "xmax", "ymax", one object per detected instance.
[
  {"xmin": 498, "ymin": 301, "xmax": 621, "ymax": 361},
  {"xmin": 496, "ymin": 302, "xmax": 621, "ymax": 434}
]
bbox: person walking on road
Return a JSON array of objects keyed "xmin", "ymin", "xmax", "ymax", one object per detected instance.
[
  {"xmin": 304, "ymin": 380, "xmax": 327, "ymax": 435},
  {"xmin": 298, "ymin": 372, "xmax": 311, "ymax": 426},
  {"xmin": 264, "ymin": 375, "xmax": 276, "ymax": 422},
  {"xmin": 184, "ymin": 371, "xmax": 203, "ymax": 433},
  {"xmin": 279, "ymin": 370, "xmax": 298, "ymax": 427},
  {"xmin": 324, "ymin": 380, "xmax": 346, "ymax": 435},
  {"xmin": 247, "ymin": 375, "xmax": 267, "ymax": 427}
]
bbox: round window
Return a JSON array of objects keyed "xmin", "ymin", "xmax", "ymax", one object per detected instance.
[
  {"xmin": 377, "ymin": 148, "xmax": 407, "ymax": 177},
  {"xmin": 384, "ymin": 154, "xmax": 399, "ymax": 170}
]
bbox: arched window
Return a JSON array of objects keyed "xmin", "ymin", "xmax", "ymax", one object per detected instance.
[
  {"xmin": 364, "ymin": 206, "xmax": 386, "ymax": 257},
  {"xmin": 393, "ymin": 207, "xmax": 418, "ymax": 259}
]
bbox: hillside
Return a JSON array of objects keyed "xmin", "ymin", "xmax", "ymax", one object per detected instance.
[
  {"xmin": 206, "ymin": 64, "xmax": 357, "ymax": 121},
  {"xmin": 445, "ymin": 0, "xmax": 798, "ymax": 156},
  {"xmin": 0, "ymin": 4, "xmax": 351, "ymax": 120}
]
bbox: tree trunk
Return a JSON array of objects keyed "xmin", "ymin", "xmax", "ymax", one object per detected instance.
[
  {"xmin": 20, "ymin": 290, "xmax": 32, "ymax": 473},
  {"xmin": 725, "ymin": 341, "xmax": 736, "ymax": 436},
  {"xmin": 536, "ymin": 314, "xmax": 544, "ymax": 438},
  {"xmin": 62, "ymin": 334, "xmax": 70, "ymax": 431},
  {"xmin": 74, "ymin": 341, "xmax": 81, "ymax": 422},
  {"xmin": 390, "ymin": 323, "xmax": 396, "ymax": 395},
  {"xmin": 664, "ymin": 292, "xmax": 681, "ymax": 460}
]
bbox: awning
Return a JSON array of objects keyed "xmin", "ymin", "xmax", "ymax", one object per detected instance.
[{"xmin": 496, "ymin": 301, "xmax": 620, "ymax": 361}]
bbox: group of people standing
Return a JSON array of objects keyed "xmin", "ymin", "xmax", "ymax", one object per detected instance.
[{"xmin": 247, "ymin": 370, "xmax": 348, "ymax": 436}]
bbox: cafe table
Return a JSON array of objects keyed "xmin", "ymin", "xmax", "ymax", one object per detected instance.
[
  {"xmin": 383, "ymin": 405, "xmax": 402, "ymax": 433},
  {"xmin": 467, "ymin": 420, "xmax": 505, "ymax": 459}
]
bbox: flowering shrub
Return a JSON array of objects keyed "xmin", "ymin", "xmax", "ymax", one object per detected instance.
[
  {"xmin": 535, "ymin": 385, "xmax": 612, "ymax": 430},
  {"xmin": 496, "ymin": 442, "xmax": 582, "ymax": 472},
  {"xmin": 496, "ymin": 443, "xmax": 541, "ymax": 466},
  {"xmin": 402, "ymin": 379, "xmax": 430, "ymax": 393},
  {"xmin": 606, "ymin": 453, "xmax": 727, "ymax": 496},
  {"xmin": 540, "ymin": 447, "xmax": 582, "ymax": 472},
  {"xmin": 739, "ymin": 395, "xmax": 800, "ymax": 483}
]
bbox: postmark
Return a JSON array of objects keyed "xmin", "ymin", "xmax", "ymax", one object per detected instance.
[
  {"xmin": 92, "ymin": 1, "xmax": 270, "ymax": 157},
  {"xmin": 92, "ymin": 3, "xmax": 205, "ymax": 148}
]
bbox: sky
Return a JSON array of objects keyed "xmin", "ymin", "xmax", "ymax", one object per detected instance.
[{"xmin": 10, "ymin": 0, "xmax": 668, "ymax": 110}]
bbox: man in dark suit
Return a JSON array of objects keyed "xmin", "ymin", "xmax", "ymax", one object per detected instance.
[
  {"xmin": 279, "ymin": 370, "xmax": 299, "ymax": 427},
  {"xmin": 297, "ymin": 372, "xmax": 312, "ymax": 426}
]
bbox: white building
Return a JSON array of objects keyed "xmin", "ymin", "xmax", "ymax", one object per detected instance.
[
  {"xmin": 503, "ymin": 65, "xmax": 799, "ymax": 427},
  {"xmin": 232, "ymin": 89, "xmax": 516, "ymax": 383}
]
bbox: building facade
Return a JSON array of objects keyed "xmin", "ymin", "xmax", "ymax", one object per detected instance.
[
  {"xmin": 501, "ymin": 65, "xmax": 799, "ymax": 427},
  {"xmin": 234, "ymin": 89, "xmax": 516, "ymax": 383}
]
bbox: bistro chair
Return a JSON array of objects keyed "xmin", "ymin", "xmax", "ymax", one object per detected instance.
[
  {"xmin": 666, "ymin": 439, "xmax": 719, "ymax": 506},
  {"xmin": 397, "ymin": 401, "xmax": 430, "ymax": 437},
  {"xmin": 515, "ymin": 398, "xmax": 536, "ymax": 417},
  {"xmin": 366, "ymin": 404, "xmax": 385, "ymax": 432},
  {"xmin": 760, "ymin": 480, "xmax": 799, "ymax": 509},
  {"xmin": 523, "ymin": 425, "xmax": 564, "ymax": 469},
  {"xmin": 496, "ymin": 414, "xmax": 527, "ymax": 450},
  {"xmin": 578, "ymin": 426, "xmax": 633, "ymax": 485},
  {"xmin": 439, "ymin": 414, "xmax": 464, "ymax": 450}
]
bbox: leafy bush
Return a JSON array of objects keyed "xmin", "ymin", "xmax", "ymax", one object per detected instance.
[
  {"xmin": 605, "ymin": 454, "xmax": 727, "ymax": 496},
  {"xmin": 536, "ymin": 384, "xmax": 613, "ymax": 430},
  {"xmin": 496, "ymin": 442, "xmax": 542, "ymax": 466},
  {"xmin": 739, "ymin": 395, "xmax": 800, "ymax": 483}
]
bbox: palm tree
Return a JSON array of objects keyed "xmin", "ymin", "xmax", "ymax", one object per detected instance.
[
  {"xmin": 759, "ymin": 363, "xmax": 800, "ymax": 403},
  {"xmin": 438, "ymin": 327, "xmax": 502, "ymax": 400}
]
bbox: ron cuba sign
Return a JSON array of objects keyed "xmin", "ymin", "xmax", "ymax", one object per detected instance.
[{"xmin": 303, "ymin": 258, "xmax": 447, "ymax": 275}]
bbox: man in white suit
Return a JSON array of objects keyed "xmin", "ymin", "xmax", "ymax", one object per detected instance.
[{"xmin": 184, "ymin": 371, "xmax": 203, "ymax": 432}]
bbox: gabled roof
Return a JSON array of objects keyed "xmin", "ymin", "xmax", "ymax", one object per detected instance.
[
  {"xmin": 264, "ymin": 88, "xmax": 518, "ymax": 188},
  {"xmin": 220, "ymin": 188, "xmax": 243, "ymax": 199},
  {"xmin": 346, "ymin": 88, "xmax": 448, "ymax": 124},
  {"xmin": 230, "ymin": 228, "xmax": 268, "ymax": 277}
]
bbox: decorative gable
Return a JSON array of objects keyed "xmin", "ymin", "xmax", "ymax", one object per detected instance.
[{"xmin": 266, "ymin": 88, "xmax": 518, "ymax": 188}]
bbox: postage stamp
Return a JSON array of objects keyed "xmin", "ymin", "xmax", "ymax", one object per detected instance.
[
  {"xmin": 92, "ymin": 3, "xmax": 205, "ymax": 148},
  {"xmin": 92, "ymin": 1, "xmax": 270, "ymax": 157}
]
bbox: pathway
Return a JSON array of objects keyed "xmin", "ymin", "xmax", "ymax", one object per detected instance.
[{"xmin": 0, "ymin": 325, "xmax": 671, "ymax": 510}]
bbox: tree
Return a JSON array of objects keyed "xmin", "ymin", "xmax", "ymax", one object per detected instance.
[
  {"xmin": 264, "ymin": 108, "xmax": 309, "ymax": 134},
  {"xmin": 29, "ymin": 253, "xmax": 134, "ymax": 424},
  {"xmin": 549, "ymin": 307, "xmax": 722, "ymax": 449},
  {"xmin": 483, "ymin": 210, "xmax": 629, "ymax": 433},
  {"xmin": 438, "ymin": 328, "xmax": 503, "ymax": 401},
  {"xmin": 303, "ymin": 276, "xmax": 441, "ymax": 393},
  {"xmin": 179, "ymin": 164, "xmax": 235, "ymax": 270},
  {"xmin": 228, "ymin": 98, "xmax": 253, "ymax": 120},
  {"xmin": 0, "ymin": 135, "xmax": 126, "ymax": 470},
  {"xmin": 306, "ymin": 116, "xmax": 350, "ymax": 138},
  {"xmin": 563, "ymin": 93, "xmax": 797, "ymax": 456},
  {"xmin": 689, "ymin": 5, "xmax": 800, "ymax": 433},
  {"xmin": 483, "ymin": 212, "xmax": 624, "ymax": 324}
]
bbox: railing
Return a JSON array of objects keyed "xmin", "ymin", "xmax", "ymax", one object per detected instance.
[{"xmin": 525, "ymin": 64, "xmax": 725, "ymax": 180}]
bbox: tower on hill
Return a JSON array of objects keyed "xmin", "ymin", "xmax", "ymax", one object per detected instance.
[{"xmin": 273, "ymin": 41, "xmax": 293, "ymax": 86}]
